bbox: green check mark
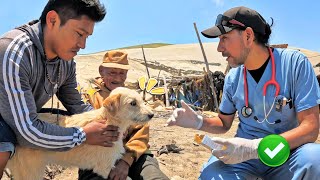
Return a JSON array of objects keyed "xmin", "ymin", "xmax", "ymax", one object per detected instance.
[
  {"xmin": 258, "ymin": 134, "xmax": 290, "ymax": 167},
  {"xmin": 264, "ymin": 142, "xmax": 285, "ymax": 159}
]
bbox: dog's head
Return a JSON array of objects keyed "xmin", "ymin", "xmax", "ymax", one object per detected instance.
[{"xmin": 102, "ymin": 87, "xmax": 154, "ymax": 125}]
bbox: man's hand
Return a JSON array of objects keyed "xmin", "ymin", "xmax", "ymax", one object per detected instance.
[
  {"xmin": 210, "ymin": 137, "xmax": 261, "ymax": 164},
  {"xmin": 166, "ymin": 100, "xmax": 203, "ymax": 129},
  {"xmin": 108, "ymin": 159, "xmax": 130, "ymax": 180},
  {"xmin": 83, "ymin": 120, "xmax": 119, "ymax": 147}
]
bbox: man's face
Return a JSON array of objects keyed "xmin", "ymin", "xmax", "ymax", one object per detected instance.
[
  {"xmin": 217, "ymin": 29, "xmax": 250, "ymax": 68},
  {"xmin": 100, "ymin": 67, "xmax": 128, "ymax": 91},
  {"xmin": 48, "ymin": 15, "xmax": 94, "ymax": 61}
]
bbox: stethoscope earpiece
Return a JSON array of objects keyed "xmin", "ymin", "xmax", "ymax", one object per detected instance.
[{"xmin": 241, "ymin": 106, "xmax": 253, "ymax": 118}]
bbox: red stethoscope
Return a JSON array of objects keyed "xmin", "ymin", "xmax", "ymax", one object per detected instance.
[{"xmin": 241, "ymin": 47, "xmax": 280, "ymax": 124}]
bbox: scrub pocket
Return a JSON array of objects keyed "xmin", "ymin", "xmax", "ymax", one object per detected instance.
[{"xmin": 272, "ymin": 95, "xmax": 297, "ymax": 133}]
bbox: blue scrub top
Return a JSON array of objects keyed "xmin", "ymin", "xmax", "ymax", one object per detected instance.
[{"xmin": 220, "ymin": 48, "xmax": 320, "ymax": 139}]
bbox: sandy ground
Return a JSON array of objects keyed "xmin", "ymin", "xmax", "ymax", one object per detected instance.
[
  {"xmin": 3, "ymin": 110, "xmax": 318, "ymax": 180},
  {"xmin": 5, "ymin": 111, "xmax": 239, "ymax": 180},
  {"xmin": 2, "ymin": 43, "xmax": 319, "ymax": 180}
]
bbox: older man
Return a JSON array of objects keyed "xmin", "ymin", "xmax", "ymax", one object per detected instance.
[{"xmin": 79, "ymin": 50, "xmax": 169, "ymax": 180}]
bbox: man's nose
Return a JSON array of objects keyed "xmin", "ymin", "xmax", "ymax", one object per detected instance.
[
  {"xmin": 77, "ymin": 38, "xmax": 87, "ymax": 49},
  {"xmin": 217, "ymin": 40, "xmax": 224, "ymax": 52},
  {"xmin": 114, "ymin": 75, "xmax": 125, "ymax": 81}
]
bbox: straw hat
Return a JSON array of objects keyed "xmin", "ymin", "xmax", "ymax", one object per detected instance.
[{"xmin": 100, "ymin": 50, "xmax": 130, "ymax": 70}]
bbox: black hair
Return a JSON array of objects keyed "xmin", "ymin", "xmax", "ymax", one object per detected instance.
[
  {"xmin": 40, "ymin": 0, "xmax": 106, "ymax": 27},
  {"xmin": 254, "ymin": 18, "xmax": 273, "ymax": 46}
]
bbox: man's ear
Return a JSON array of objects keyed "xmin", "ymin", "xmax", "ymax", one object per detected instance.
[
  {"xmin": 244, "ymin": 27, "xmax": 255, "ymax": 46},
  {"xmin": 46, "ymin": 10, "xmax": 60, "ymax": 29},
  {"xmin": 103, "ymin": 94, "xmax": 121, "ymax": 116},
  {"xmin": 99, "ymin": 65, "xmax": 108, "ymax": 77}
]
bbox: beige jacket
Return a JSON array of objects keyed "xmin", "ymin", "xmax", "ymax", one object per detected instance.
[{"xmin": 86, "ymin": 77, "xmax": 150, "ymax": 166}]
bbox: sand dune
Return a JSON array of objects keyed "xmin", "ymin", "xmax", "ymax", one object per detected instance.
[{"xmin": 75, "ymin": 42, "xmax": 320, "ymax": 88}]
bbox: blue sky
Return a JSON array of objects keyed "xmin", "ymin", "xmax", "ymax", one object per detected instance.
[{"xmin": 1, "ymin": 0, "xmax": 319, "ymax": 54}]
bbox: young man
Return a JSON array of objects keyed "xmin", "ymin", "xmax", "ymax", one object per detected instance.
[
  {"xmin": 167, "ymin": 6, "xmax": 320, "ymax": 179},
  {"xmin": 79, "ymin": 50, "xmax": 169, "ymax": 180},
  {"xmin": 0, "ymin": 0, "xmax": 120, "ymax": 178}
]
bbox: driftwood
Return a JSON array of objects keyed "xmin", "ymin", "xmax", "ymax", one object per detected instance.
[
  {"xmin": 141, "ymin": 45, "xmax": 150, "ymax": 101},
  {"xmin": 193, "ymin": 22, "xmax": 219, "ymax": 112},
  {"xmin": 152, "ymin": 71, "xmax": 224, "ymax": 111},
  {"xmin": 141, "ymin": 45, "xmax": 150, "ymax": 78},
  {"xmin": 127, "ymin": 74, "xmax": 223, "ymax": 90}
]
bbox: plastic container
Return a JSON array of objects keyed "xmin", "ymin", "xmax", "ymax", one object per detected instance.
[{"xmin": 194, "ymin": 134, "xmax": 225, "ymax": 150}]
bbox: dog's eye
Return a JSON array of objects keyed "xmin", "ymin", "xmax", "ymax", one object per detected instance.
[{"xmin": 130, "ymin": 101, "xmax": 137, "ymax": 106}]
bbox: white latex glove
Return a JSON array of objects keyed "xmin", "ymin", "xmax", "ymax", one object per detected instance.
[
  {"xmin": 211, "ymin": 137, "xmax": 262, "ymax": 164},
  {"xmin": 166, "ymin": 100, "xmax": 203, "ymax": 129}
]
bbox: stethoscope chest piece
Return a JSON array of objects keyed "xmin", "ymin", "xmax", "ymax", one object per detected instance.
[{"xmin": 241, "ymin": 106, "xmax": 253, "ymax": 118}]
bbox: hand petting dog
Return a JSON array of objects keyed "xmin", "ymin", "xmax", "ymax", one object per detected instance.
[{"xmin": 83, "ymin": 121, "xmax": 119, "ymax": 147}]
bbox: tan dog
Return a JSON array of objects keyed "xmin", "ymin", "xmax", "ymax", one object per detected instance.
[{"xmin": 6, "ymin": 87, "xmax": 154, "ymax": 180}]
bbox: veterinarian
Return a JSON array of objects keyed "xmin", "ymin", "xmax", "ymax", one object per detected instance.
[
  {"xmin": 167, "ymin": 6, "xmax": 320, "ymax": 179},
  {"xmin": 79, "ymin": 50, "xmax": 169, "ymax": 180},
  {"xmin": 0, "ymin": 0, "xmax": 121, "ymax": 178}
]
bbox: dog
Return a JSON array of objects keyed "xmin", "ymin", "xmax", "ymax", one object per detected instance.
[{"xmin": 6, "ymin": 87, "xmax": 154, "ymax": 180}]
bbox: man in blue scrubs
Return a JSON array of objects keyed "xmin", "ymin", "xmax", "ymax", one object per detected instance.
[{"xmin": 167, "ymin": 6, "xmax": 320, "ymax": 179}]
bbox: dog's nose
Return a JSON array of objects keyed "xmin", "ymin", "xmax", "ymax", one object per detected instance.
[{"xmin": 148, "ymin": 114, "xmax": 154, "ymax": 119}]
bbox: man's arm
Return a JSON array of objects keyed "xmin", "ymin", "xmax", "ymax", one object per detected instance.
[
  {"xmin": 56, "ymin": 60, "xmax": 93, "ymax": 114},
  {"xmin": 121, "ymin": 124, "xmax": 150, "ymax": 165},
  {"xmin": 0, "ymin": 35, "xmax": 86, "ymax": 150},
  {"xmin": 281, "ymin": 106, "xmax": 319, "ymax": 149},
  {"xmin": 280, "ymin": 53, "xmax": 320, "ymax": 149},
  {"xmin": 200, "ymin": 113, "xmax": 236, "ymax": 134},
  {"xmin": 108, "ymin": 124, "xmax": 150, "ymax": 179}
]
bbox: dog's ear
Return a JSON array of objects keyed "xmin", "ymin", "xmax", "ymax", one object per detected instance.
[{"xmin": 103, "ymin": 94, "xmax": 121, "ymax": 116}]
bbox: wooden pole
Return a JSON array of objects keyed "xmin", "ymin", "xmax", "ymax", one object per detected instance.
[
  {"xmin": 141, "ymin": 45, "xmax": 150, "ymax": 79},
  {"xmin": 163, "ymin": 75, "xmax": 169, "ymax": 107},
  {"xmin": 141, "ymin": 45, "xmax": 152, "ymax": 101},
  {"xmin": 193, "ymin": 22, "xmax": 219, "ymax": 112}
]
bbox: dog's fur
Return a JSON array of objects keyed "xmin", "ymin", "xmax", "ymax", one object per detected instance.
[{"xmin": 6, "ymin": 87, "xmax": 154, "ymax": 180}]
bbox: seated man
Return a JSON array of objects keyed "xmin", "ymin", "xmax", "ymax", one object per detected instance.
[
  {"xmin": 167, "ymin": 6, "xmax": 320, "ymax": 180},
  {"xmin": 79, "ymin": 50, "xmax": 169, "ymax": 180}
]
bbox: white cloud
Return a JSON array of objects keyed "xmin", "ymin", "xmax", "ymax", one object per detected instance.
[{"xmin": 212, "ymin": 0, "xmax": 224, "ymax": 6}]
